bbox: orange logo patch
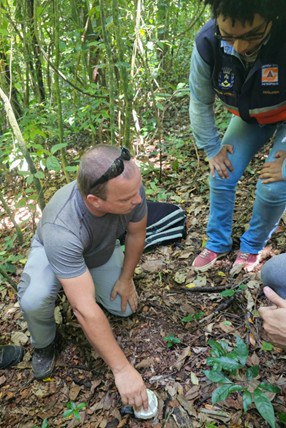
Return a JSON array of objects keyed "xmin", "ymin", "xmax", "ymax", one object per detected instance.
[{"xmin": 261, "ymin": 66, "xmax": 279, "ymax": 85}]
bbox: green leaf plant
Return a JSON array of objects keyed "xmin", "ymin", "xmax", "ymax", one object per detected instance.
[
  {"xmin": 32, "ymin": 419, "xmax": 49, "ymax": 428},
  {"xmin": 163, "ymin": 335, "xmax": 181, "ymax": 348},
  {"xmin": 181, "ymin": 311, "xmax": 205, "ymax": 323},
  {"xmin": 219, "ymin": 284, "xmax": 246, "ymax": 298},
  {"xmin": 204, "ymin": 336, "xmax": 280, "ymax": 428},
  {"xmin": 63, "ymin": 401, "xmax": 87, "ymax": 422}
]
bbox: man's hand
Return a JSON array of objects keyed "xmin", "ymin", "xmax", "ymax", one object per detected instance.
[
  {"xmin": 111, "ymin": 277, "xmax": 138, "ymax": 313},
  {"xmin": 259, "ymin": 150, "xmax": 286, "ymax": 183},
  {"xmin": 258, "ymin": 286, "xmax": 286, "ymax": 349},
  {"xmin": 209, "ymin": 145, "xmax": 234, "ymax": 178},
  {"xmin": 114, "ymin": 364, "xmax": 149, "ymax": 411}
]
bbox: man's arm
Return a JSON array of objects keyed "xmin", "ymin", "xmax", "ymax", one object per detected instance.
[
  {"xmin": 189, "ymin": 43, "xmax": 221, "ymax": 158},
  {"xmin": 111, "ymin": 214, "xmax": 147, "ymax": 312},
  {"xmin": 189, "ymin": 44, "xmax": 234, "ymax": 178},
  {"xmin": 61, "ymin": 270, "xmax": 148, "ymax": 410}
]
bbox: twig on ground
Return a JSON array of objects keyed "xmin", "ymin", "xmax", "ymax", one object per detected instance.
[
  {"xmin": 177, "ymin": 285, "xmax": 231, "ymax": 293},
  {"xmin": 199, "ymin": 297, "xmax": 236, "ymax": 324}
]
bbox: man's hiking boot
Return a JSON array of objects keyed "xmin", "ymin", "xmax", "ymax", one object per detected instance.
[
  {"xmin": 192, "ymin": 249, "xmax": 228, "ymax": 272},
  {"xmin": 32, "ymin": 340, "xmax": 56, "ymax": 379},
  {"xmin": 231, "ymin": 251, "xmax": 260, "ymax": 274},
  {"xmin": 0, "ymin": 345, "xmax": 24, "ymax": 369}
]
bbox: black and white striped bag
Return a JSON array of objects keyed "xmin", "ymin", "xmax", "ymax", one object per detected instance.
[{"xmin": 144, "ymin": 201, "xmax": 187, "ymax": 250}]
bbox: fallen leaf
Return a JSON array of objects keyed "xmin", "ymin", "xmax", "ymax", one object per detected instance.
[
  {"xmin": 218, "ymin": 321, "xmax": 234, "ymax": 333},
  {"xmin": 54, "ymin": 306, "xmax": 63, "ymax": 324},
  {"xmin": 69, "ymin": 383, "xmax": 82, "ymax": 401},
  {"xmin": 193, "ymin": 276, "xmax": 207, "ymax": 287},
  {"xmin": 230, "ymin": 262, "xmax": 244, "ymax": 276},
  {"xmin": 217, "ymin": 271, "xmax": 226, "ymax": 277},
  {"xmin": 141, "ymin": 259, "xmax": 165, "ymax": 273},
  {"xmin": 249, "ymin": 332, "xmax": 256, "ymax": 347},
  {"xmin": 135, "ymin": 357, "xmax": 155, "ymax": 369},
  {"xmin": 0, "ymin": 375, "xmax": 6, "ymax": 386},
  {"xmin": 246, "ymin": 280, "xmax": 260, "ymax": 289},
  {"xmin": 190, "ymin": 372, "xmax": 199, "ymax": 385},
  {"xmin": 177, "ymin": 395, "xmax": 197, "ymax": 417},
  {"xmin": 173, "ymin": 346, "xmax": 191, "ymax": 370},
  {"xmin": 178, "ymin": 251, "xmax": 193, "ymax": 259},
  {"xmin": 250, "ymin": 352, "xmax": 260, "ymax": 366},
  {"xmin": 11, "ymin": 331, "xmax": 29, "ymax": 345},
  {"xmin": 172, "ymin": 406, "xmax": 193, "ymax": 426},
  {"xmin": 90, "ymin": 379, "xmax": 102, "ymax": 394},
  {"xmin": 245, "ymin": 289, "xmax": 255, "ymax": 312},
  {"xmin": 174, "ymin": 270, "xmax": 187, "ymax": 284},
  {"xmin": 186, "ymin": 283, "xmax": 196, "ymax": 289}
]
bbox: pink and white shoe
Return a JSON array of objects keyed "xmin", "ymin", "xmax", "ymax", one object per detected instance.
[
  {"xmin": 231, "ymin": 251, "xmax": 260, "ymax": 273},
  {"xmin": 192, "ymin": 249, "xmax": 228, "ymax": 272}
]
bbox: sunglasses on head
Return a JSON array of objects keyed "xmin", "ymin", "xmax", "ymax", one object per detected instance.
[{"xmin": 89, "ymin": 147, "xmax": 131, "ymax": 192}]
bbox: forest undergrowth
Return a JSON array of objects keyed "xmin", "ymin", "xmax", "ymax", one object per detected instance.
[{"xmin": 1, "ymin": 99, "xmax": 286, "ymax": 428}]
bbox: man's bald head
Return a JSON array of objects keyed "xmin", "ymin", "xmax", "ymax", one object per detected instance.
[{"xmin": 77, "ymin": 145, "xmax": 137, "ymax": 199}]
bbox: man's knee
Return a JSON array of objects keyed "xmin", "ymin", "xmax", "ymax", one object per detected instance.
[
  {"xmin": 18, "ymin": 273, "xmax": 56, "ymax": 314},
  {"xmin": 261, "ymin": 255, "xmax": 286, "ymax": 298},
  {"xmin": 117, "ymin": 306, "xmax": 134, "ymax": 318},
  {"xmin": 19, "ymin": 289, "xmax": 53, "ymax": 314},
  {"xmin": 104, "ymin": 303, "xmax": 134, "ymax": 318}
]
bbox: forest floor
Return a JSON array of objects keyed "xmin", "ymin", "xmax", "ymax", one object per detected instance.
[{"xmin": 1, "ymin": 101, "xmax": 286, "ymax": 427}]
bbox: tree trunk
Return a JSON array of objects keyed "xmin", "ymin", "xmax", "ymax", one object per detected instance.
[
  {"xmin": 99, "ymin": 0, "xmax": 116, "ymax": 145},
  {"xmin": 53, "ymin": 0, "xmax": 70, "ymax": 183},
  {"xmin": 27, "ymin": 0, "xmax": 46, "ymax": 102},
  {"xmin": 112, "ymin": 0, "xmax": 133, "ymax": 147},
  {"xmin": 0, "ymin": 86, "xmax": 45, "ymax": 211},
  {"xmin": 0, "ymin": 189, "xmax": 23, "ymax": 244}
]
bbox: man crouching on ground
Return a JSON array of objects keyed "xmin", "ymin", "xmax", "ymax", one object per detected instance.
[{"xmin": 18, "ymin": 144, "xmax": 148, "ymax": 411}]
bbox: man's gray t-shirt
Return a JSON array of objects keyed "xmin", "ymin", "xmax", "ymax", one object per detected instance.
[{"xmin": 34, "ymin": 181, "xmax": 147, "ymax": 279}]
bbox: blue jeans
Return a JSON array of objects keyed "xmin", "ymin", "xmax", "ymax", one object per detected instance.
[{"xmin": 206, "ymin": 116, "xmax": 286, "ymax": 254}]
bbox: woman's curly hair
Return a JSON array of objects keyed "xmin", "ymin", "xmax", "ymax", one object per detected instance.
[{"xmin": 202, "ymin": 0, "xmax": 286, "ymax": 23}]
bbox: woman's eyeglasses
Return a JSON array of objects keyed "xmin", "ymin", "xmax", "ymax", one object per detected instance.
[
  {"xmin": 215, "ymin": 20, "xmax": 270, "ymax": 43},
  {"xmin": 89, "ymin": 147, "xmax": 131, "ymax": 191}
]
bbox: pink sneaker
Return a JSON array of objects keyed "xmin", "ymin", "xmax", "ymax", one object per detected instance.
[
  {"xmin": 192, "ymin": 249, "xmax": 228, "ymax": 272},
  {"xmin": 232, "ymin": 251, "xmax": 260, "ymax": 273}
]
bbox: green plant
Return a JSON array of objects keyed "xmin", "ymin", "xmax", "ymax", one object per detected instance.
[
  {"xmin": 32, "ymin": 419, "xmax": 49, "ymax": 428},
  {"xmin": 181, "ymin": 311, "xmax": 205, "ymax": 323},
  {"xmin": 63, "ymin": 401, "xmax": 87, "ymax": 422},
  {"xmin": 219, "ymin": 284, "xmax": 246, "ymax": 298},
  {"xmin": 261, "ymin": 341, "xmax": 274, "ymax": 351},
  {"xmin": 278, "ymin": 412, "xmax": 286, "ymax": 425},
  {"xmin": 204, "ymin": 336, "xmax": 280, "ymax": 428},
  {"xmin": 0, "ymin": 237, "xmax": 25, "ymax": 290},
  {"xmin": 163, "ymin": 335, "xmax": 181, "ymax": 348}
]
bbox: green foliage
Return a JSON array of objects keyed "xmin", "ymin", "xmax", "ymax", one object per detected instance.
[
  {"xmin": 32, "ymin": 402, "xmax": 87, "ymax": 427},
  {"xmin": 204, "ymin": 336, "xmax": 280, "ymax": 428},
  {"xmin": 181, "ymin": 311, "xmax": 205, "ymax": 323},
  {"xmin": 144, "ymin": 177, "xmax": 172, "ymax": 201},
  {"xmin": 219, "ymin": 284, "xmax": 246, "ymax": 298},
  {"xmin": 163, "ymin": 335, "xmax": 181, "ymax": 348},
  {"xmin": 278, "ymin": 412, "xmax": 286, "ymax": 425},
  {"xmin": 261, "ymin": 341, "xmax": 274, "ymax": 351},
  {"xmin": 0, "ymin": 235, "xmax": 25, "ymax": 284},
  {"xmin": 63, "ymin": 401, "xmax": 87, "ymax": 422},
  {"xmin": 32, "ymin": 418, "xmax": 49, "ymax": 428}
]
